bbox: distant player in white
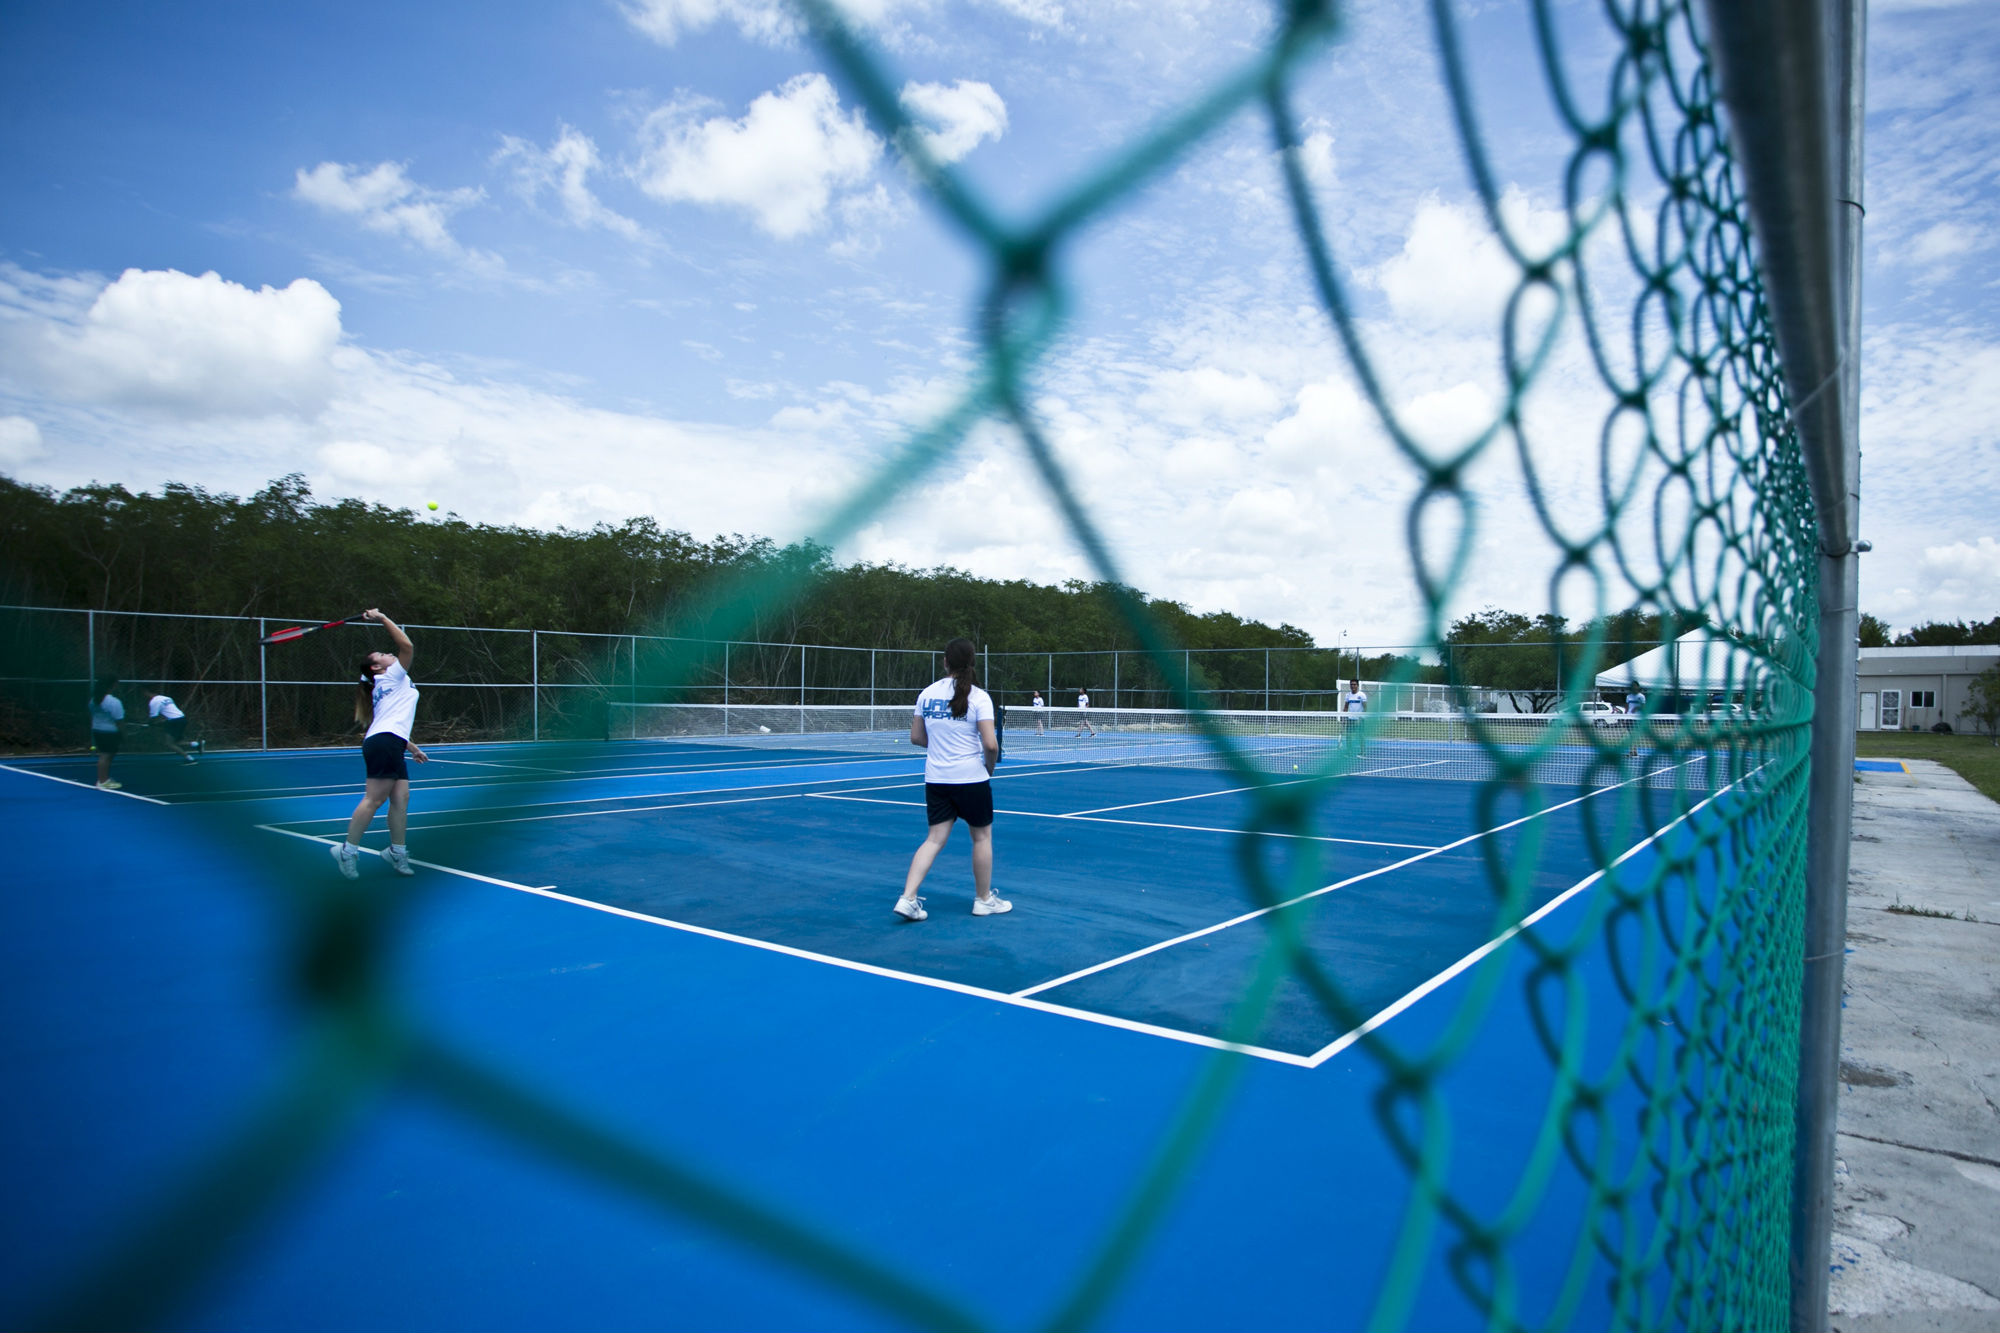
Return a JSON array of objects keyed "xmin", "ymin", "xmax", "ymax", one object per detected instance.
[
  {"xmin": 332, "ymin": 609, "xmax": 431, "ymax": 880},
  {"xmin": 1343, "ymin": 678, "xmax": 1368, "ymax": 756},
  {"xmin": 1030, "ymin": 689, "xmax": 1047, "ymax": 734},
  {"xmin": 1075, "ymin": 688, "xmax": 1096, "ymax": 737},
  {"xmin": 894, "ymin": 637, "xmax": 1010, "ymax": 922},
  {"xmin": 1625, "ymin": 688, "xmax": 1645, "ymax": 716},
  {"xmin": 147, "ymin": 691, "xmax": 198, "ymax": 763},
  {"xmin": 89, "ymin": 676, "xmax": 126, "ymax": 790}
]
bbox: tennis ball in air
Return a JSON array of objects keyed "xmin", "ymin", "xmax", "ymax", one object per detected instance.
[{"xmin": 426, "ymin": 501, "xmax": 439, "ymax": 511}]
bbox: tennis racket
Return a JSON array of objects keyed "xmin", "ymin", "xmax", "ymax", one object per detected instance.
[{"xmin": 259, "ymin": 612, "xmax": 371, "ymax": 646}]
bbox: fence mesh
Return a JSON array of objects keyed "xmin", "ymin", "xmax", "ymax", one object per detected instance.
[{"xmin": 22, "ymin": 1, "xmax": 1821, "ymax": 1329}]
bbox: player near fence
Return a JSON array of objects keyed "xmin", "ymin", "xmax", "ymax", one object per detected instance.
[
  {"xmin": 146, "ymin": 691, "xmax": 199, "ymax": 763},
  {"xmin": 88, "ymin": 676, "xmax": 126, "ymax": 790},
  {"xmin": 1075, "ymin": 687, "xmax": 1096, "ymax": 737},
  {"xmin": 1343, "ymin": 677, "xmax": 1367, "ymax": 757},
  {"xmin": 331, "ymin": 609, "xmax": 431, "ymax": 879},
  {"xmin": 1030, "ymin": 689, "xmax": 1047, "ymax": 734},
  {"xmin": 894, "ymin": 637, "xmax": 1010, "ymax": 921}
]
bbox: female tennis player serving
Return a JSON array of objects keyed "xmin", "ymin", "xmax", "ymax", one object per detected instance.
[
  {"xmin": 893, "ymin": 638, "xmax": 1010, "ymax": 921},
  {"xmin": 332, "ymin": 609, "xmax": 430, "ymax": 879}
]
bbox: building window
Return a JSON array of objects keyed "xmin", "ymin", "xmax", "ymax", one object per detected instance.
[{"xmin": 1911, "ymin": 690, "xmax": 1936, "ymax": 709}]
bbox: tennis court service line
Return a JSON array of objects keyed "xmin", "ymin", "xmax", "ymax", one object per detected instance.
[
  {"xmin": 1012, "ymin": 756, "xmax": 1704, "ymax": 1001},
  {"xmin": 260, "ymin": 764, "xmax": 946, "ymax": 832},
  {"xmin": 0, "ymin": 760, "xmax": 172, "ymax": 805},
  {"xmin": 254, "ymin": 825, "xmax": 1321, "ymax": 1067},
  {"xmin": 159, "ymin": 751, "xmax": 930, "ymax": 803},
  {"xmin": 275, "ymin": 789, "xmax": 813, "ymax": 834},
  {"xmin": 1298, "ymin": 764, "xmax": 1754, "ymax": 1068},
  {"xmin": 1057, "ymin": 758, "xmax": 1454, "ymax": 817},
  {"xmin": 809, "ymin": 791, "xmax": 1441, "ymax": 850}
]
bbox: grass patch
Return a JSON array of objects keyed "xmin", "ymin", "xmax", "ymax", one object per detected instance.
[
  {"xmin": 1884, "ymin": 897, "xmax": 1981, "ymax": 923},
  {"xmin": 1855, "ymin": 730, "xmax": 2000, "ymax": 805}
]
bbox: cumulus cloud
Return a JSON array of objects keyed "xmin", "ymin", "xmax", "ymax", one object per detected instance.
[
  {"xmin": 495, "ymin": 127, "xmax": 646, "ymax": 240},
  {"xmin": 31, "ymin": 269, "xmax": 342, "ymax": 418},
  {"xmin": 293, "ymin": 161, "xmax": 485, "ymax": 255},
  {"xmin": 1140, "ymin": 365, "xmax": 1283, "ymax": 425},
  {"xmin": 634, "ymin": 75, "xmax": 882, "ymax": 239},
  {"xmin": 1366, "ymin": 188, "xmax": 1566, "ymax": 332},
  {"xmin": 898, "ymin": 79, "xmax": 1008, "ymax": 164},
  {"xmin": 0, "ymin": 416, "xmax": 46, "ymax": 468}
]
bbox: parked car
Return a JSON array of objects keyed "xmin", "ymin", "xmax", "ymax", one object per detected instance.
[{"xmin": 1578, "ymin": 700, "xmax": 1627, "ymax": 728}]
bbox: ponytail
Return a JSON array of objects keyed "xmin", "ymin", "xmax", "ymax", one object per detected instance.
[
  {"xmin": 354, "ymin": 659, "xmax": 376, "ymax": 727},
  {"xmin": 944, "ymin": 638, "xmax": 977, "ymax": 719}
]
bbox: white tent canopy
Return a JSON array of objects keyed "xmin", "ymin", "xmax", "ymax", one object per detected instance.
[{"xmin": 1593, "ymin": 629, "xmax": 1773, "ymax": 697}]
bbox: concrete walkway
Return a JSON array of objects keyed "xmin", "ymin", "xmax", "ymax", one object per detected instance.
[{"xmin": 1831, "ymin": 758, "xmax": 2000, "ymax": 1332}]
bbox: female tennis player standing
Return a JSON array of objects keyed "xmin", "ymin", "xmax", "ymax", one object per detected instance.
[
  {"xmin": 89, "ymin": 676, "xmax": 125, "ymax": 789},
  {"xmin": 331, "ymin": 609, "xmax": 430, "ymax": 879},
  {"xmin": 894, "ymin": 638, "xmax": 1010, "ymax": 921}
]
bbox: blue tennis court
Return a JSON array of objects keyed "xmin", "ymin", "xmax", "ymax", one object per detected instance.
[{"xmin": 1, "ymin": 729, "xmax": 1742, "ymax": 1329}]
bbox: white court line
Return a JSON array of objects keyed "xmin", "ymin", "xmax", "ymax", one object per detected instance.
[
  {"xmin": 255, "ymin": 824, "xmax": 1316, "ymax": 1067},
  {"xmin": 810, "ymin": 792, "xmax": 1441, "ymax": 850},
  {"xmin": 425, "ymin": 758, "xmax": 577, "ymax": 775},
  {"xmin": 168, "ymin": 751, "xmax": 930, "ymax": 803},
  {"xmin": 1057, "ymin": 758, "xmax": 1455, "ymax": 818},
  {"xmin": 0, "ymin": 760, "xmax": 173, "ymax": 804},
  {"xmin": 274, "ymin": 789, "xmax": 810, "ymax": 834},
  {"xmin": 1012, "ymin": 757, "xmax": 1701, "ymax": 1000},
  {"xmin": 1297, "ymin": 766, "xmax": 1750, "ymax": 1068}
]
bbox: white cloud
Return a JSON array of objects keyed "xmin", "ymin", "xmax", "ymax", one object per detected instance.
[
  {"xmin": 293, "ymin": 161, "xmax": 485, "ymax": 255},
  {"xmin": 618, "ymin": 0, "xmax": 1061, "ymax": 47},
  {"xmin": 634, "ymin": 76, "xmax": 882, "ymax": 239},
  {"xmin": 496, "ymin": 127, "xmax": 646, "ymax": 241},
  {"xmin": 1366, "ymin": 188, "xmax": 1567, "ymax": 332},
  {"xmin": 1909, "ymin": 221, "xmax": 1983, "ymax": 265},
  {"xmin": 1140, "ymin": 365, "xmax": 1283, "ymax": 425},
  {"xmin": 898, "ymin": 80, "xmax": 1008, "ymax": 164},
  {"xmin": 619, "ymin": 0, "xmax": 799, "ymax": 45},
  {"xmin": 0, "ymin": 416, "xmax": 46, "ymax": 468},
  {"xmin": 30, "ymin": 269, "xmax": 342, "ymax": 418},
  {"xmin": 316, "ymin": 440, "xmax": 454, "ymax": 489}
]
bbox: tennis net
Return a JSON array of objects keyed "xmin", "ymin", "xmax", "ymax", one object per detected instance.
[{"xmin": 607, "ymin": 699, "xmax": 1746, "ymax": 789}]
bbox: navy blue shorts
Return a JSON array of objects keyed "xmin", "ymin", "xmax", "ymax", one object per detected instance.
[
  {"xmin": 91, "ymin": 728, "xmax": 121, "ymax": 757},
  {"xmin": 925, "ymin": 781, "xmax": 994, "ymax": 829},
  {"xmin": 363, "ymin": 732, "xmax": 409, "ymax": 781}
]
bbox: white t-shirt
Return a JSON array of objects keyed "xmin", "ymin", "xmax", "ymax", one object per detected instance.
[
  {"xmin": 90, "ymin": 694, "xmax": 124, "ymax": 732},
  {"xmin": 366, "ymin": 660, "xmax": 422, "ymax": 740},
  {"xmin": 1344, "ymin": 691, "xmax": 1367, "ymax": 715},
  {"xmin": 1030, "ymin": 694, "xmax": 1045, "ymax": 710},
  {"xmin": 1076, "ymin": 692, "xmax": 1090, "ymax": 711},
  {"xmin": 914, "ymin": 677, "xmax": 994, "ymax": 784},
  {"xmin": 148, "ymin": 694, "xmax": 184, "ymax": 721}
]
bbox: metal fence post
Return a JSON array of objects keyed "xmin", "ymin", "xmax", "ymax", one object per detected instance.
[
  {"xmin": 532, "ymin": 630, "xmax": 539, "ymax": 742},
  {"xmin": 258, "ymin": 617, "xmax": 268, "ymax": 750}
]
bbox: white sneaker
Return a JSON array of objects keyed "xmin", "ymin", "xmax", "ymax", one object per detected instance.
[
  {"xmin": 96, "ymin": 779, "xmax": 123, "ymax": 791},
  {"xmin": 893, "ymin": 895, "xmax": 927, "ymax": 921},
  {"xmin": 330, "ymin": 842, "xmax": 359, "ymax": 880},
  {"xmin": 973, "ymin": 894, "xmax": 1013, "ymax": 916},
  {"xmin": 384, "ymin": 846, "xmax": 415, "ymax": 877}
]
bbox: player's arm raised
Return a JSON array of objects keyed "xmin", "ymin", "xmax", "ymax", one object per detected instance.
[{"xmin": 365, "ymin": 608, "xmax": 415, "ymax": 669}]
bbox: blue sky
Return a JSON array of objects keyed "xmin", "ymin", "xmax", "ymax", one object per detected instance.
[{"xmin": 1, "ymin": 0, "xmax": 1993, "ymax": 644}]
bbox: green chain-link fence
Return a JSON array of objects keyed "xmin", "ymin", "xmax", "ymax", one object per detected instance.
[{"xmin": 31, "ymin": 1, "xmax": 1825, "ymax": 1328}]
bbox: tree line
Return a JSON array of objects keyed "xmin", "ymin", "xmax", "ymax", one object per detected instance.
[{"xmin": 0, "ymin": 473, "xmax": 1865, "ymax": 716}]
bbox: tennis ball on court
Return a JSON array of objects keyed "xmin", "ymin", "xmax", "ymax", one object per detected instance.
[{"xmin": 426, "ymin": 501, "xmax": 439, "ymax": 511}]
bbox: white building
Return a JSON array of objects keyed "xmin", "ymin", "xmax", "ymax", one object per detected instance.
[{"xmin": 1857, "ymin": 645, "xmax": 1999, "ymax": 734}]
